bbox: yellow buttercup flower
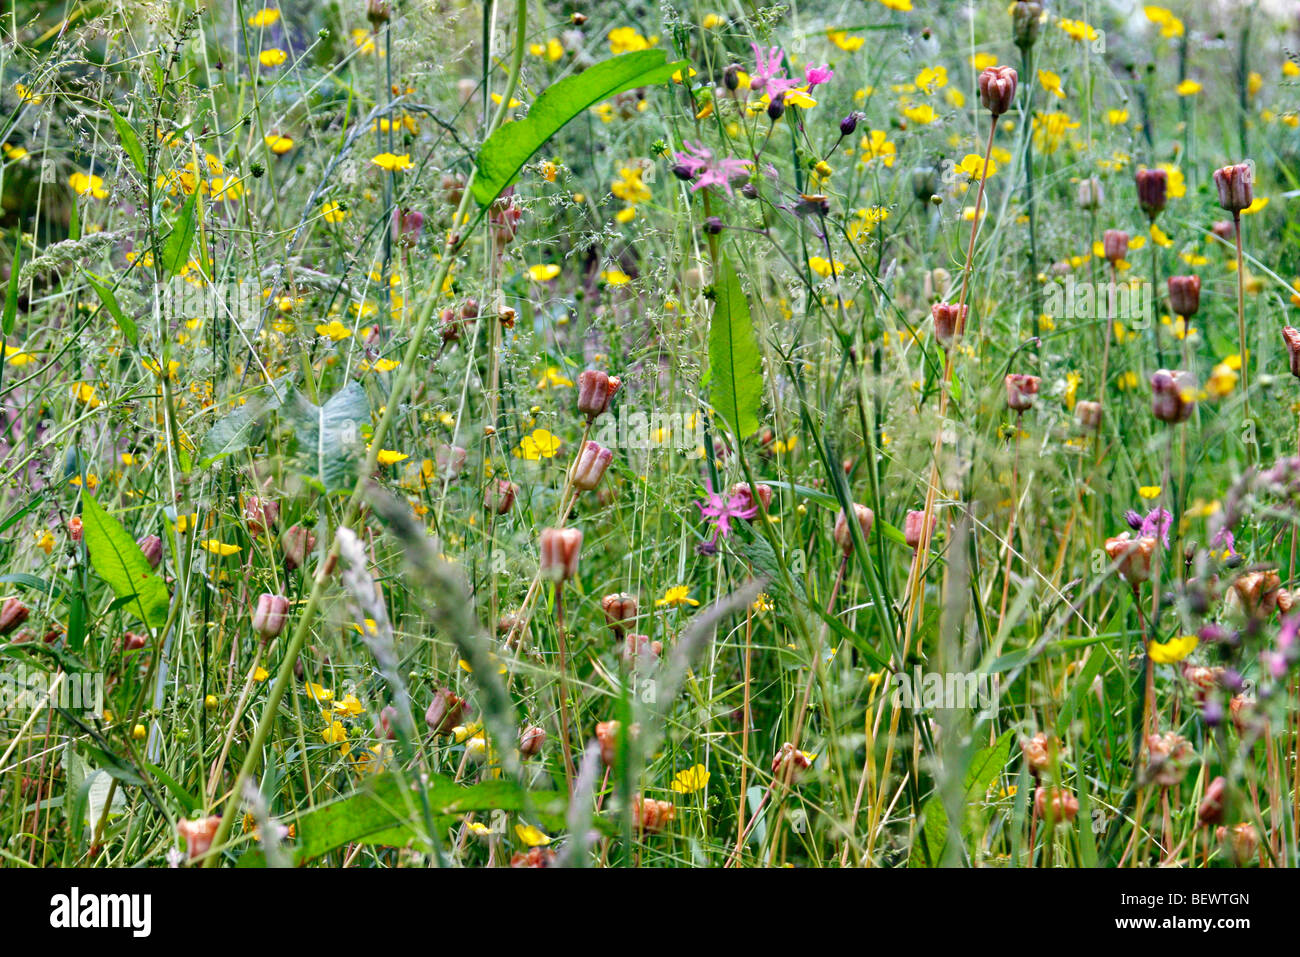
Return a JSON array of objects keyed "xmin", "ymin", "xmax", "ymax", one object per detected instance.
[
  {"xmin": 248, "ymin": 7, "xmax": 281, "ymax": 27},
  {"xmin": 69, "ymin": 172, "xmax": 108, "ymax": 199},
  {"xmin": 376, "ymin": 450, "xmax": 409, "ymax": 466},
  {"xmin": 201, "ymin": 540, "xmax": 241, "ymax": 556},
  {"xmin": 515, "ymin": 824, "xmax": 551, "ymax": 846},
  {"xmin": 655, "ymin": 585, "xmax": 699, "ymax": 608},
  {"xmin": 1148, "ymin": 634, "xmax": 1197, "ymax": 665},
  {"xmin": 371, "ymin": 152, "xmax": 414, "ymax": 172},
  {"xmin": 670, "ymin": 764, "xmax": 711, "ymax": 794},
  {"xmin": 517, "ymin": 428, "xmax": 561, "ymax": 460},
  {"xmin": 315, "ymin": 320, "xmax": 353, "ymax": 341},
  {"xmin": 259, "ymin": 48, "xmax": 288, "ymax": 68},
  {"xmin": 265, "ymin": 134, "xmax": 294, "ymax": 155},
  {"xmin": 527, "ymin": 263, "xmax": 561, "ymax": 281}
]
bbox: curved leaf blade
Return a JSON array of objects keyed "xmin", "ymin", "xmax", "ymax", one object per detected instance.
[
  {"xmin": 80, "ymin": 493, "xmax": 169, "ymax": 630},
  {"xmin": 707, "ymin": 257, "xmax": 763, "ymax": 439},
  {"xmin": 472, "ymin": 50, "xmax": 685, "ymax": 207}
]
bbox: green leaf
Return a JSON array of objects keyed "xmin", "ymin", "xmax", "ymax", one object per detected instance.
[
  {"xmin": 472, "ymin": 50, "xmax": 685, "ymax": 207},
  {"xmin": 159, "ymin": 188, "xmax": 199, "ymax": 277},
  {"xmin": 911, "ymin": 731, "xmax": 1012, "ymax": 867},
  {"xmin": 83, "ymin": 271, "xmax": 137, "ymax": 348},
  {"xmin": 3, "ymin": 237, "xmax": 20, "ymax": 337},
  {"xmin": 79, "ymin": 493, "xmax": 169, "ymax": 629},
  {"xmin": 238, "ymin": 772, "xmax": 566, "ymax": 866},
  {"xmin": 198, "ymin": 384, "xmax": 286, "ymax": 468},
  {"xmin": 707, "ymin": 256, "xmax": 763, "ymax": 439},
  {"xmin": 108, "ymin": 104, "xmax": 146, "ymax": 177},
  {"xmin": 284, "ymin": 382, "xmax": 369, "ymax": 494}
]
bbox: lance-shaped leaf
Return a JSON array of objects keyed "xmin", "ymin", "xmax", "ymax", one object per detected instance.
[
  {"xmin": 80, "ymin": 493, "xmax": 169, "ymax": 630},
  {"xmin": 472, "ymin": 50, "xmax": 685, "ymax": 207},
  {"xmin": 284, "ymin": 382, "xmax": 370, "ymax": 494},
  {"xmin": 707, "ymin": 256, "xmax": 763, "ymax": 439},
  {"xmin": 198, "ymin": 379, "xmax": 288, "ymax": 468}
]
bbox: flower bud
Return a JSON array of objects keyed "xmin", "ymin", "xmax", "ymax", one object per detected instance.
[
  {"xmin": 771, "ymin": 742, "xmax": 813, "ymax": 782},
  {"xmin": 252, "ymin": 593, "xmax": 290, "ymax": 640},
  {"xmin": 601, "ymin": 592, "xmax": 638, "ymax": 633},
  {"xmin": 123, "ymin": 631, "xmax": 148, "ymax": 652},
  {"xmin": 1004, "ymin": 373, "xmax": 1040, "ymax": 412},
  {"xmin": 1150, "ymin": 368, "xmax": 1195, "ymax": 423},
  {"xmin": 1283, "ymin": 326, "xmax": 1300, "ymax": 378},
  {"xmin": 366, "ymin": 0, "xmax": 391, "ymax": 28},
  {"xmin": 1102, "ymin": 229, "xmax": 1129, "ymax": 265},
  {"xmin": 595, "ymin": 719, "xmax": 637, "ymax": 766},
  {"xmin": 576, "ymin": 369, "xmax": 620, "ymax": 420},
  {"xmin": 519, "ymin": 725, "xmax": 546, "ymax": 757},
  {"xmin": 767, "ymin": 91, "xmax": 786, "ymax": 121},
  {"xmin": 0, "ymin": 597, "xmax": 29, "ymax": 636},
  {"xmin": 633, "ymin": 794, "xmax": 676, "ymax": 832},
  {"xmin": 177, "ymin": 815, "xmax": 222, "ymax": 859},
  {"xmin": 425, "ymin": 687, "xmax": 467, "ymax": 736},
  {"xmin": 723, "ymin": 64, "xmax": 741, "ymax": 91},
  {"xmin": 978, "ymin": 65, "xmax": 1018, "ymax": 116},
  {"xmin": 1075, "ymin": 400, "xmax": 1102, "ymax": 431},
  {"xmin": 621, "ymin": 633, "xmax": 663, "ymax": 668},
  {"xmin": 1145, "ymin": 731, "xmax": 1192, "ymax": 788},
  {"xmin": 1104, "ymin": 533, "xmax": 1158, "ymax": 584},
  {"xmin": 839, "ymin": 111, "xmax": 861, "ymax": 136},
  {"xmin": 282, "ymin": 524, "xmax": 316, "ymax": 570},
  {"xmin": 68, "ymin": 516, "xmax": 83, "ymax": 542},
  {"xmin": 1020, "ymin": 732, "xmax": 1055, "ymax": 775},
  {"xmin": 904, "ymin": 509, "xmax": 935, "ymax": 549},
  {"xmin": 1012, "ymin": 1, "xmax": 1044, "ymax": 49},
  {"xmin": 1136, "ymin": 167, "xmax": 1168, "ymax": 218},
  {"xmin": 391, "ymin": 207, "xmax": 424, "ymax": 246},
  {"xmin": 1198, "ymin": 776, "xmax": 1227, "ymax": 826},
  {"xmin": 1034, "ymin": 786, "xmax": 1079, "ymax": 824},
  {"xmin": 1212, "ymin": 219, "xmax": 1236, "ymax": 242},
  {"xmin": 378, "ymin": 705, "xmax": 400, "ymax": 739},
  {"xmin": 1167, "ymin": 275, "xmax": 1201, "ymax": 318},
  {"xmin": 484, "ymin": 479, "xmax": 518, "ymax": 515},
  {"xmin": 1218, "ymin": 822, "xmax": 1259, "ymax": 865},
  {"xmin": 569, "ymin": 440, "xmax": 614, "ymax": 492},
  {"xmin": 137, "ymin": 534, "xmax": 164, "ymax": 569},
  {"xmin": 539, "ymin": 527, "xmax": 582, "ymax": 581},
  {"xmin": 833, "ymin": 503, "xmax": 875, "ymax": 554},
  {"xmin": 1076, "ymin": 176, "xmax": 1103, "ymax": 210},
  {"xmin": 244, "ymin": 496, "xmax": 279, "ymax": 537},
  {"xmin": 931, "ymin": 302, "xmax": 967, "ymax": 347},
  {"xmin": 1213, "ymin": 162, "xmax": 1254, "ymax": 213},
  {"xmin": 729, "ymin": 482, "xmax": 773, "ymax": 513}
]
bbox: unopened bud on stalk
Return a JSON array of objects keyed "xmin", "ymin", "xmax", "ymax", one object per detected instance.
[
  {"xmin": 1150, "ymin": 368, "xmax": 1195, "ymax": 423},
  {"xmin": 282, "ymin": 524, "xmax": 316, "ymax": 570},
  {"xmin": 833, "ymin": 504, "xmax": 875, "ymax": 554},
  {"xmin": 771, "ymin": 742, "xmax": 813, "ymax": 782},
  {"xmin": 366, "ymin": 0, "xmax": 390, "ymax": 28},
  {"xmin": 1075, "ymin": 400, "xmax": 1103, "ymax": 431},
  {"xmin": 839, "ymin": 111, "xmax": 861, "ymax": 136},
  {"xmin": 1136, "ymin": 167, "xmax": 1168, "ymax": 219},
  {"xmin": 1102, "ymin": 229, "xmax": 1129, "ymax": 265},
  {"xmin": 1012, "ymin": 1, "xmax": 1044, "ymax": 49},
  {"xmin": 931, "ymin": 302, "xmax": 967, "ymax": 347},
  {"xmin": 1198, "ymin": 776, "xmax": 1227, "ymax": 826},
  {"xmin": 1167, "ymin": 275, "xmax": 1201, "ymax": 318},
  {"xmin": 767, "ymin": 92, "xmax": 786, "ymax": 121},
  {"xmin": 569, "ymin": 441, "xmax": 614, "ymax": 491},
  {"xmin": 978, "ymin": 65, "xmax": 1018, "ymax": 116},
  {"xmin": 244, "ymin": 496, "xmax": 279, "ymax": 537},
  {"xmin": 1213, "ymin": 162, "xmax": 1254, "ymax": 213},
  {"xmin": 425, "ymin": 687, "xmax": 467, "ymax": 736},
  {"xmin": 484, "ymin": 479, "xmax": 518, "ymax": 515},
  {"xmin": 176, "ymin": 816, "xmax": 222, "ymax": 859},
  {"xmin": 723, "ymin": 64, "xmax": 741, "ymax": 91},
  {"xmin": 519, "ymin": 725, "xmax": 546, "ymax": 757},
  {"xmin": 1104, "ymin": 533, "xmax": 1158, "ymax": 584},
  {"xmin": 633, "ymin": 794, "xmax": 676, "ymax": 832},
  {"xmin": 1004, "ymin": 373, "xmax": 1040, "ymax": 412},
  {"xmin": 601, "ymin": 592, "xmax": 638, "ymax": 634},
  {"xmin": 1034, "ymin": 786, "xmax": 1079, "ymax": 824},
  {"xmin": 1217, "ymin": 822, "xmax": 1259, "ymax": 865},
  {"xmin": 904, "ymin": 509, "xmax": 935, "ymax": 549},
  {"xmin": 539, "ymin": 527, "xmax": 582, "ymax": 581},
  {"xmin": 1282, "ymin": 326, "xmax": 1300, "ymax": 378},
  {"xmin": 391, "ymin": 207, "xmax": 424, "ymax": 246},
  {"xmin": 252, "ymin": 593, "xmax": 290, "ymax": 641},
  {"xmin": 0, "ymin": 597, "xmax": 29, "ymax": 636},
  {"xmin": 576, "ymin": 369, "xmax": 620, "ymax": 421},
  {"xmin": 729, "ymin": 482, "xmax": 773, "ymax": 513},
  {"xmin": 621, "ymin": 633, "xmax": 663, "ymax": 668},
  {"xmin": 137, "ymin": 534, "xmax": 163, "ymax": 569},
  {"xmin": 1076, "ymin": 176, "xmax": 1103, "ymax": 210}
]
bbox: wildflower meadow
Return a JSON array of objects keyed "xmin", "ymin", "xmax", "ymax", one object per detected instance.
[{"xmin": 4, "ymin": 0, "xmax": 1300, "ymax": 892}]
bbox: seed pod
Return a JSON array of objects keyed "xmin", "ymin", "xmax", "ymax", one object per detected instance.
[
  {"xmin": 1102, "ymin": 229, "xmax": 1129, "ymax": 265},
  {"xmin": 833, "ymin": 504, "xmax": 874, "ymax": 554},
  {"xmin": 978, "ymin": 65, "xmax": 1018, "ymax": 116},
  {"xmin": 576, "ymin": 369, "xmax": 620, "ymax": 421},
  {"xmin": 252, "ymin": 593, "xmax": 290, "ymax": 641},
  {"xmin": 539, "ymin": 527, "xmax": 582, "ymax": 581},
  {"xmin": 1213, "ymin": 162, "xmax": 1254, "ymax": 213},
  {"xmin": 1075, "ymin": 400, "xmax": 1102, "ymax": 431},
  {"xmin": 1004, "ymin": 373, "xmax": 1040, "ymax": 412},
  {"xmin": 425, "ymin": 687, "xmax": 468, "ymax": 736},
  {"xmin": 1167, "ymin": 275, "xmax": 1201, "ymax": 318},
  {"xmin": 1136, "ymin": 167, "xmax": 1168, "ymax": 218},
  {"xmin": 931, "ymin": 302, "xmax": 967, "ymax": 347},
  {"xmin": 1150, "ymin": 368, "xmax": 1195, "ymax": 423}
]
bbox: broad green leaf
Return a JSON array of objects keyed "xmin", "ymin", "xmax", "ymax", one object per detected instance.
[
  {"xmin": 80, "ymin": 493, "xmax": 169, "ymax": 629},
  {"xmin": 472, "ymin": 50, "xmax": 685, "ymax": 207},
  {"xmin": 238, "ymin": 771, "xmax": 566, "ymax": 866},
  {"xmin": 159, "ymin": 188, "xmax": 199, "ymax": 277},
  {"xmin": 83, "ymin": 270, "xmax": 137, "ymax": 347},
  {"xmin": 284, "ymin": 382, "xmax": 369, "ymax": 494},
  {"xmin": 707, "ymin": 256, "xmax": 763, "ymax": 439},
  {"xmin": 108, "ymin": 103, "xmax": 146, "ymax": 177},
  {"xmin": 198, "ymin": 383, "xmax": 286, "ymax": 467},
  {"xmin": 911, "ymin": 731, "xmax": 1011, "ymax": 867}
]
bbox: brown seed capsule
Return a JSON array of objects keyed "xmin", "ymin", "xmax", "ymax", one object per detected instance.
[
  {"xmin": 1136, "ymin": 167, "xmax": 1168, "ymax": 218},
  {"xmin": 620, "ymin": 633, "xmax": 662, "ymax": 669},
  {"xmin": 1227, "ymin": 570, "xmax": 1283, "ymax": 619},
  {"xmin": 1075, "ymin": 400, "xmax": 1102, "ymax": 431},
  {"xmin": 1283, "ymin": 326, "xmax": 1300, "ymax": 378},
  {"xmin": 595, "ymin": 720, "xmax": 638, "ymax": 766},
  {"xmin": 177, "ymin": 816, "xmax": 222, "ymax": 859},
  {"xmin": 1004, "ymin": 374, "xmax": 1040, "ymax": 412},
  {"xmin": 1150, "ymin": 368, "xmax": 1195, "ymax": 423},
  {"xmin": 484, "ymin": 479, "xmax": 518, "ymax": 515},
  {"xmin": 1102, "ymin": 229, "xmax": 1129, "ymax": 265},
  {"xmin": 425, "ymin": 687, "xmax": 467, "ymax": 736},
  {"xmin": 510, "ymin": 847, "xmax": 557, "ymax": 867},
  {"xmin": 1213, "ymin": 162, "xmax": 1254, "ymax": 213},
  {"xmin": 576, "ymin": 369, "xmax": 621, "ymax": 420},
  {"xmin": 244, "ymin": 496, "xmax": 279, "ymax": 537},
  {"xmin": 728, "ymin": 482, "xmax": 773, "ymax": 513},
  {"xmin": 1033, "ymin": 786, "xmax": 1079, "ymax": 824},
  {"xmin": 1167, "ymin": 275, "xmax": 1201, "ymax": 318},
  {"xmin": 1012, "ymin": 1, "xmax": 1044, "ymax": 49},
  {"xmin": 1104, "ymin": 533, "xmax": 1158, "ymax": 584},
  {"xmin": 519, "ymin": 725, "xmax": 546, "ymax": 757},
  {"xmin": 1217, "ymin": 821, "xmax": 1259, "ymax": 865},
  {"xmin": 1020, "ymin": 732, "xmax": 1055, "ymax": 775},
  {"xmin": 122, "ymin": 631, "xmax": 148, "ymax": 652},
  {"xmin": 977, "ymin": 65, "xmax": 1018, "ymax": 116},
  {"xmin": 632, "ymin": 794, "xmax": 676, "ymax": 833},
  {"xmin": 833, "ymin": 504, "xmax": 875, "ymax": 554},
  {"xmin": 569, "ymin": 440, "xmax": 614, "ymax": 491},
  {"xmin": 931, "ymin": 302, "xmax": 967, "ymax": 347},
  {"xmin": 0, "ymin": 597, "xmax": 30, "ymax": 636},
  {"xmin": 282, "ymin": 524, "xmax": 317, "ymax": 570},
  {"xmin": 137, "ymin": 534, "xmax": 164, "ymax": 569},
  {"xmin": 1198, "ymin": 776, "xmax": 1227, "ymax": 826},
  {"xmin": 601, "ymin": 593, "xmax": 638, "ymax": 634},
  {"xmin": 1075, "ymin": 175, "xmax": 1103, "ymax": 210},
  {"xmin": 904, "ymin": 509, "xmax": 935, "ymax": 549},
  {"xmin": 1145, "ymin": 731, "xmax": 1193, "ymax": 788},
  {"xmin": 252, "ymin": 593, "xmax": 290, "ymax": 641},
  {"xmin": 771, "ymin": 742, "xmax": 813, "ymax": 782},
  {"xmin": 539, "ymin": 527, "xmax": 582, "ymax": 581}
]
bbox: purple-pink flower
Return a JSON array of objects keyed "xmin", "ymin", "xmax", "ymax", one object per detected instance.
[
  {"xmin": 695, "ymin": 479, "xmax": 757, "ymax": 544},
  {"xmin": 804, "ymin": 64, "xmax": 834, "ymax": 88},
  {"xmin": 672, "ymin": 141, "xmax": 752, "ymax": 197}
]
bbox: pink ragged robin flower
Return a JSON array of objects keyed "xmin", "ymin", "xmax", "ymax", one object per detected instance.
[
  {"xmin": 672, "ymin": 141, "xmax": 752, "ymax": 197},
  {"xmin": 695, "ymin": 479, "xmax": 758, "ymax": 546}
]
